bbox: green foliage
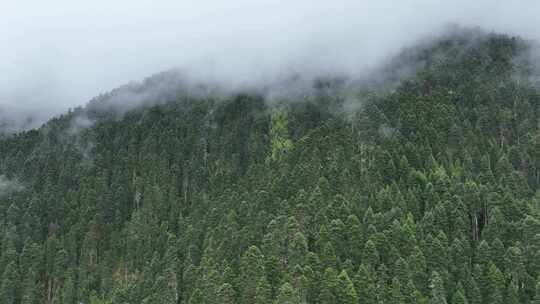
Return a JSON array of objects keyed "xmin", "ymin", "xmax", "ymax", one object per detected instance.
[
  {"xmin": 451, "ymin": 283, "xmax": 468, "ymax": 304},
  {"xmin": 336, "ymin": 270, "xmax": 357, "ymax": 304},
  {"xmin": 274, "ymin": 282, "xmax": 299, "ymax": 304},
  {"xmin": 189, "ymin": 289, "xmax": 203, "ymax": 304},
  {"xmin": 0, "ymin": 30, "xmax": 538, "ymax": 303},
  {"xmin": 429, "ymin": 271, "xmax": 447, "ymax": 304},
  {"xmin": 0, "ymin": 262, "xmax": 19, "ymax": 304},
  {"xmin": 269, "ymin": 107, "xmax": 294, "ymax": 162}
]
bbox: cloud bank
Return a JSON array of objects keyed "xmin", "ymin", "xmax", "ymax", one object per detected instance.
[{"xmin": 1, "ymin": 0, "xmax": 540, "ymax": 131}]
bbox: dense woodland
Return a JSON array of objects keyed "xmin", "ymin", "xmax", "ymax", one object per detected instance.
[{"xmin": 1, "ymin": 30, "xmax": 540, "ymax": 304}]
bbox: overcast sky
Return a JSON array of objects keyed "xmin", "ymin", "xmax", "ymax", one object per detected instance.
[{"xmin": 1, "ymin": 0, "xmax": 540, "ymax": 127}]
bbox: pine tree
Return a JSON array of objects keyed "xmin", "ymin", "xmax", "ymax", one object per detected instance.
[
  {"xmin": 362, "ymin": 239, "xmax": 379, "ymax": 270},
  {"xmin": 0, "ymin": 226, "xmax": 18, "ymax": 278},
  {"xmin": 19, "ymin": 240, "xmax": 42, "ymax": 280},
  {"xmin": 254, "ymin": 276, "xmax": 271, "ymax": 304},
  {"xmin": 336, "ymin": 270, "xmax": 357, "ymax": 304},
  {"xmin": 390, "ymin": 277, "xmax": 405, "ymax": 304},
  {"xmin": 189, "ymin": 289, "xmax": 203, "ymax": 304},
  {"xmin": 0, "ymin": 261, "xmax": 19, "ymax": 304},
  {"xmin": 429, "ymin": 271, "xmax": 447, "ymax": 304},
  {"xmin": 61, "ymin": 270, "xmax": 77, "ymax": 304},
  {"xmin": 354, "ymin": 264, "xmax": 377, "ymax": 304},
  {"xmin": 321, "ymin": 242, "xmax": 339, "ymax": 270},
  {"xmin": 403, "ymin": 279, "xmax": 425, "ymax": 304},
  {"xmin": 345, "ymin": 215, "xmax": 364, "ymax": 264},
  {"xmin": 408, "ymin": 246, "xmax": 428, "ymax": 294},
  {"xmin": 532, "ymin": 279, "xmax": 540, "ymax": 304},
  {"xmin": 505, "ymin": 280, "xmax": 519, "ymax": 304},
  {"xmin": 269, "ymin": 107, "xmax": 293, "ymax": 162},
  {"xmin": 486, "ymin": 263, "xmax": 505, "ymax": 304},
  {"xmin": 450, "ymin": 282, "xmax": 468, "ymax": 304},
  {"xmin": 239, "ymin": 246, "xmax": 265, "ymax": 304},
  {"xmin": 264, "ymin": 255, "xmax": 282, "ymax": 298},
  {"xmin": 20, "ymin": 269, "xmax": 41, "ymax": 304},
  {"xmin": 274, "ymin": 282, "xmax": 299, "ymax": 304},
  {"xmin": 288, "ymin": 232, "xmax": 308, "ymax": 268},
  {"xmin": 467, "ymin": 278, "xmax": 482, "ymax": 304},
  {"xmin": 302, "ymin": 264, "xmax": 320, "ymax": 304},
  {"xmin": 218, "ymin": 283, "xmax": 236, "ymax": 304},
  {"xmin": 320, "ymin": 268, "xmax": 338, "ymax": 304}
]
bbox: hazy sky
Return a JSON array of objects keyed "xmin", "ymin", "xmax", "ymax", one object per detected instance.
[{"xmin": 1, "ymin": 0, "xmax": 540, "ymax": 126}]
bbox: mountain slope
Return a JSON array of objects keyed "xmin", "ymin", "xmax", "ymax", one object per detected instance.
[{"xmin": 1, "ymin": 30, "xmax": 540, "ymax": 304}]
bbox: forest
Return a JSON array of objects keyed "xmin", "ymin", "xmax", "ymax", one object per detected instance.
[{"xmin": 0, "ymin": 30, "xmax": 540, "ymax": 304}]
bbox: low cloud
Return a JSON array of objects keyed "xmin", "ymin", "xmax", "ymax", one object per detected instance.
[
  {"xmin": 2, "ymin": 0, "xmax": 540, "ymax": 132},
  {"xmin": 0, "ymin": 175, "xmax": 24, "ymax": 196}
]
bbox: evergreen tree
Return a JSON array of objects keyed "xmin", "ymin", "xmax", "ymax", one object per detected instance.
[
  {"xmin": 533, "ymin": 279, "xmax": 540, "ymax": 304},
  {"xmin": 61, "ymin": 270, "xmax": 77, "ymax": 304},
  {"xmin": 189, "ymin": 289, "xmax": 203, "ymax": 304},
  {"xmin": 320, "ymin": 268, "xmax": 338, "ymax": 304},
  {"xmin": 239, "ymin": 246, "xmax": 265, "ymax": 304},
  {"xmin": 429, "ymin": 271, "xmax": 447, "ymax": 304},
  {"xmin": 354, "ymin": 264, "xmax": 378, "ymax": 304},
  {"xmin": 450, "ymin": 283, "xmax": 468, "ymax": 304},
  {"xmin": 390, "ymin": 277, "xmax": 405, "ymax": 304},
  {"xmin": 218, "ymin": 283, "xmax": 235, "ymax": 304},
  {"xmin": 20, "ymin": 269, "xmax": 41, "ymax": 304},
  {"xmin": 505, "ymin": 281, "xmax": 519, "ymax": 304},
  {"xmin": 274, "ymin": 282, "xmax": 299, "ymax": 304},
  {"xmin": 0, "ymin": 261, "xmax": 19, "ymax": 304},
  {"xmin": 485, "ymin": 263, "xmax": 505, "ymax": 304},
  {"xmin": 254, "ymin": 276, "xmax": 271, "ymax": 304},
  {"xmin": 336, "ymin": 270, "xmax": 357, "ymax": 304},
  {"xmin": 362, "ymin": 239, "xmax": 379, "ymax": 270}
]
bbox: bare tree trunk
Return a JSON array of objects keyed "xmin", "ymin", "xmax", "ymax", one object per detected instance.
[{"xmin": 183, "ymin": 171, "xmax": 189, "ymax": 205}]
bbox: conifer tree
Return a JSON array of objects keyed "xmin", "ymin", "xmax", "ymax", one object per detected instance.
[
  {"xmin": 429, "ymin": 271, "xmax": 447, "ymax": 304},
  {"xmin": 320, "ymin": 268, "xmax": 338, "ymax": 304},
  {"xmin": 254, "ymin": 277, "xmax": 271, "ymax": 304},
  {"xmin": 532, "ymin": 279, "xmax": 540, "ymax": 304},
  {"xmin": 20, "ymin": 269, "xmax": 41, "ymax": 304},
  {"xmin": 450, "ymin": 282, "xmax": 468, "ymax": 304},
  {"xmin": 336, "ymin": 270, "xmax": 357, "ymax": 304},
  {"xmin": 505, "ymin": 280, "xmax": 519, "ymax": 304},
  {"xmin": 390, "ymin": 277, "xmax": 405, "ymax": 304},
  {"xmin": 61, "ymin": 270, "xmax": 77, "ymax": 304},
  {"xmin": 189, "ymin": 289, "xmax": 203, "ymax": 304},
  {"xmin": 218, "ymin": 283, "xmax": 236, "ymax": 304},
  {"xmin": 354, "ymin": 264, "xmax": 377, "ymax": 304},
  {"xmin": 0, "ymin": 261, "xmax": 19, "ymax": 304},
  {"xmin": 274, "ymin": 282, "xmax": 299, "ymax": 304},
  {"xmin": 239, "ymin": 246, "xmax": 265, "ymax": 304}
]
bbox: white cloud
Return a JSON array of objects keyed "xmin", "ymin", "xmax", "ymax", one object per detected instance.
[
  {"xmin": 0, "ymin": 175, "xmax": 23, "ymax": 196},
  {"xmin": 1, "ymin": 0, "xmax": 540, "ymax": 130}
]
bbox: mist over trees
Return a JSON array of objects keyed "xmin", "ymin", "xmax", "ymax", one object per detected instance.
[{"xmin": 1, "ymin": 30, "xmax": 540, "ymax": 304}]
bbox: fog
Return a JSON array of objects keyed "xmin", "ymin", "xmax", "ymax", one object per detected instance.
[
  {"xmin": 0, "ymin": 175, "xmax": 23, "ymax": 196},
  {"xmin": 1, "ymin": 0, "xmax": 540, "ymax": 131}
]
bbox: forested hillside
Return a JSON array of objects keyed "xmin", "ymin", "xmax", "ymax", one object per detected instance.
[{"xmin": 1, "ymin": 30, "xmax": 540, "ymax": 304}]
